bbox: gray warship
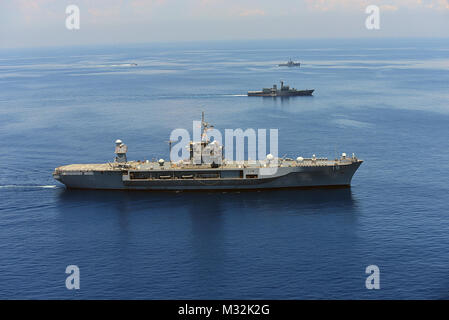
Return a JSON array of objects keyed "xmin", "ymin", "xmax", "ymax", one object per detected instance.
[
  {"xmin": 279, "ymin": 59, "xmax": 301, "ymax": 67},
  {"xmin": 53, "ymin": 114, "xmax": 362, "ymax": 191},
  {"xmin": 248, "ymin": 81, "xmax": 314, "ymax": 97}
]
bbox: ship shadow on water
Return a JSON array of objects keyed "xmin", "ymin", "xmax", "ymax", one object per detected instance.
[
  {"xmin": 54, "ymin": 187, "xmax": 359, "ymax": 238},
  {"xmin": 262, "ymin": 95, "xmax": 314, "ymax": 105},
  {"xmin": 54, "ymin": 188, "xmax": 360, "ymax": 298},
  {"xmin": 55, "ymin": 187, "xmax": 359, "ymax": 218}
]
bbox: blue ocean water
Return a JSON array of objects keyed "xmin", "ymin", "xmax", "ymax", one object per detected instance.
[{"xmin": 0, "ymin": 39, "xmax": 448, "ymax": 299}]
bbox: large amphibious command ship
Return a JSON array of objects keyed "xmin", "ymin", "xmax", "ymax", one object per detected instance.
[
  {"xmin": 53, "ymin": 114, "xmax": 362, "ymax": 191},
  {"xmin": 248, "ymin": 81, "xmax": 314, "ymax": 97}
]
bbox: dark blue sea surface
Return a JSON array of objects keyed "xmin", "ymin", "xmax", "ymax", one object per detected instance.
[{"xmin": 0, "ymin": 39, "xmax": 448, "ymax": 299}]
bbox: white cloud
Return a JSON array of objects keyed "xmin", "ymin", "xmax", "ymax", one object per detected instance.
[
  {"xmin": 1, "ymin": 0, "xmax": 448, "ymax": 48},
  {"xmin": 305, "ymin": 0, "xmax": 449, "ymax": 11},
  {"xmin": 239, "ymin": 9, "xmax": 266, "ymax": 16}
]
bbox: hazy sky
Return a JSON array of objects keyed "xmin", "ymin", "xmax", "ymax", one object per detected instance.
[{"xmin": 1, "ymin": 0, "xmax": 449, "ymax": 48}]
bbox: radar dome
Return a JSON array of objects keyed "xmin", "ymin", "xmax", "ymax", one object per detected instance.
[
  {"xmin": 115, "ymin": 139, "xmax": 123, "ymax": 145},
  {"xmin": 296, "ymin": 157, "xmax": 304, "ymax": 162},
  {"xmin": 266, "ymin": 154, "xmax": 274, "ymax": 161}
]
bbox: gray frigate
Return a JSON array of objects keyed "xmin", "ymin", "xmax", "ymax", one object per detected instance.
[
  {"xmin": 278, "ymin": 59, "xmax": 301, "ymax": 67},
  {"xmin": 53, "ymin": 114, "xmax": 362, "ymax": 191},
  {"xmin": 248, "ymin": 81, "xmax": 314, "ymax": 97}
]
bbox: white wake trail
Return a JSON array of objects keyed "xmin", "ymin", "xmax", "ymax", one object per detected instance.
[{"xmin": 0, "ymin": 185, "xmax": 58, "ymax": 189}]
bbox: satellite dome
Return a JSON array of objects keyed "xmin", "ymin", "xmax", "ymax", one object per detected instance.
[
  {"xmin": 266, "ymin": 154, "xmax": 274, "ymax": 161},
  {"xmin": 115, "ymin": 139, "xmax": 123, "ymax": 145},
  {"xmin": 296, "ymin": 156, "xmax": 304, "ymax": 162},
  {"xmin": 158, "ymin": 159, "xmax": 165, "ymax": 164}
]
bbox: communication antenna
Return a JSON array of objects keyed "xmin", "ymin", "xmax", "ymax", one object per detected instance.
[
  {"xmin": 167, "ymin": 140, "xmax": 177, "ymax": 157},
  {"xmin": 201, "ymin": 111, "xmax": 214, "ymax": 142}
]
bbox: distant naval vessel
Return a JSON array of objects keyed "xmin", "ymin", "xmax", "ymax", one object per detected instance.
[
  {"xmin": 53, "ymin": 114, "xmax": 362, "ymax": 191},
  {"xmin": 279, "ymin": 59, "xmax": 301, "ymax": 67},
  {"xmin": 248, "ymin": 81, "xmax": 314, "ymax": 97}
]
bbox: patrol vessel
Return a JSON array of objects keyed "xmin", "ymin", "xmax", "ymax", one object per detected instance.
[
  {"xmin": 248, "ymin": 81, "xmax": 314, "ymax": 97},
  {"xmin": 53, "ymin": 114, "xmax": 362, "ymax": 191},
  {"xmin": 279, "ymin": 59, "xmax": 301, "ymax": 67}
]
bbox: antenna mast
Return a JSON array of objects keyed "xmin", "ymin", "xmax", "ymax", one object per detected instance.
[{"xmin": 201, "ymin": 111, "xmax": 205, "ymax": 138}]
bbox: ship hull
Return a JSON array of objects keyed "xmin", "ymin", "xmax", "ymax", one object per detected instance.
[
  {"xmin": 278, "ymin": 64, "xmax": 300, "ymax": 67},
  {"xmin": 247, "ymin": 89, "xmax": 314, "ymax": 97},
  {"xmin": 54, "ymin": 161, "xmax": 362, "ymax": 191}
]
